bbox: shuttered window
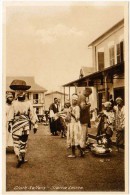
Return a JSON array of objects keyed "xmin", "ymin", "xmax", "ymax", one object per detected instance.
[
  {"xmin": 116, "ymin": 44, "xmax": 120, "ymax": 63},
  {"xmin": 116, "ymin": 41, "xmax": 124, "ymax": 63},
  {"xmin": 109, "ymin": 46, "xmax": 115, "ymax": 66},
  {"xmin": 98, "ymin": 52, "xmax": 104, "ymax": 71}
]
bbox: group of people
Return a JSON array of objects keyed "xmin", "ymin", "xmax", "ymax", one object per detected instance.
[
  {"xmin": 96, "ymin": 97, "xmax": 125, "ymax": 151},
  {"xmin": 48, "ymin": 89, "xmax": 125, "ymax": 158},
  {"xmin": 48, "ymin": 88, "xmax": 92, "ymax": 158},
  {"xmin": 6, "ymin": 79, "xmax": 125, "ymax": 167}
]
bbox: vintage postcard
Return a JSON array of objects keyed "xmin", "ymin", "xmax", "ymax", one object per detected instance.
[{"xmin": 3, "ymin": 1, "xmax": 129, "ymax": 194}]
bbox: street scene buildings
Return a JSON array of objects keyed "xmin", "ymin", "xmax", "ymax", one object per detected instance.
[
  {"xmin": 63, "ymin": 19, "xmax": 124, "ymax": 112},
  {"xmin": 4, "ymin": 2, "xmax": 128, "ymax": 194}
]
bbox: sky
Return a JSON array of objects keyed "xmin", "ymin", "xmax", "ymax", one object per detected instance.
[{"xmin": 4, "ymin": 1, "xmax": 125, "ymax": 92}]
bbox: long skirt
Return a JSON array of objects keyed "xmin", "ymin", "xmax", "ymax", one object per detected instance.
[
  {"xmin": 12, "ymin": 115, "xmax": 30, "ymax": 159},
  {"xmin": 68, "ymin": 121, "xmax": 81, "ymax": 146}
]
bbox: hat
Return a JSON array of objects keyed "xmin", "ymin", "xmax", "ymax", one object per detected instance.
[
  {"xmin": 116, "ymin": 97, "xmax": 123, "ymax": 102},
  {"xmin": 103, "ymin": 101, "xmax": 112, "ymax": 108},
  {"xmin": 10, "ymin": 80, "xmax": 31, "ymax": 91}
]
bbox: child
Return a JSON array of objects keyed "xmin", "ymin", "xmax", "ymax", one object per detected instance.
[
  {"xmin": 58, "ymin": 99, "xmax": 71, "ymax": 139},
  {"xmin": 68, "ymin": 94, "xmax": 84, "ymax": 158}
]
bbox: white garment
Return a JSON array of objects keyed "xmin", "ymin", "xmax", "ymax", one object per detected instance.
[{"xmin": 6, "ymin": 103, "xmax": 13, "ymax": 147}]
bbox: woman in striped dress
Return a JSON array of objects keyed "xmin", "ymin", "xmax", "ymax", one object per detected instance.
[{"xmin": 8, "ymin": 80, "xmax": 38, "ymax": 168}]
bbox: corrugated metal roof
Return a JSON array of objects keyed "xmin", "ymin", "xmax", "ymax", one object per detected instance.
[{"xmin": 6, "ymin": 76, "xmax": 47, "ymax": 92}]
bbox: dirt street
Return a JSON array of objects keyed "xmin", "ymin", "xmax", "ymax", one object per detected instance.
[{"xmin": 6, "ymin": 124, "xmax": 125, "ymax": 192}]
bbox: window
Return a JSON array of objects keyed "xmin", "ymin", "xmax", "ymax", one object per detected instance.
[
  {"xmin": 36, "ymin": 107, "xmax": 39, "ymax": 114},
  {"xmin": 116, "ymin": 44, "xmax": 120, "ymax": 63},
  {"xmin": 98, "ymin": 52, "xmax": 104, "ymax": 71},
  {"xmin": 116, "ymin": 41, "xmax": 124, "ymax": 63},
  {"xmin": 120, "ymin": 41, "xmax": 124, "ymax": 62},
  {"xmin": 109, "ymin": 46, "xmax": 115, "ymax": 66},
  {"xmin": 33, "ymin": 93, "xmax": 39, "ymax": 104}
]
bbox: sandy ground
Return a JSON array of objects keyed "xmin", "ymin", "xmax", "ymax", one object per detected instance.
[{"xmin": 6, "ymin": 124, "xmax": 125, "ymax": 192}]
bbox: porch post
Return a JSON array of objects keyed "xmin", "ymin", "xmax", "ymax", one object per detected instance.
[
  {"xmin": 64, "ymin": 86, "xmax": 65, "ymax": 104},
  {"xmin": 104, "ymin": 74, "xmax": 109, "ymax": 101},
  {"xmin": 69, "ymin": 86, "xmax": 70, "ymax": 100}
]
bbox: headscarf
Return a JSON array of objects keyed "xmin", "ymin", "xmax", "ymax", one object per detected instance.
[
  {"xmin": 6, "ymin": 92, "xmax": 13, "ymax": 99},
  {"xmin": 103, "ymin": 101, "xmax": 112, "ymax": 108},
  {"xmin": 72, "ymin": 94, "xmax": 78, "ymax": 101},
  {"xmin": 116, "ymin": 97, "xmax": 123, "ymax": 103}
]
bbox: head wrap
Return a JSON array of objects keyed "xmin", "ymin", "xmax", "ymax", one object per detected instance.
[
  {"xmin": 6, "ymin": 92, "xmax": 13, "ymax": 99},
  {"xmin": 116, "ymin": 97, "xmax": 123, "ymax": 102},
  {"xmin": 72, "ymin": 94, "xmax": 78, "ymax": 101},
  {"xmin": 103, "ymin": 101, "xmax": 112, "ymax": 108}
]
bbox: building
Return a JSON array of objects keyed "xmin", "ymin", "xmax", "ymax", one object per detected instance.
[
  {"xmin": 45, "ymin": 91, "xmax": 68, "ymax": 110},
  {"xmin": 63, "ymin": 19, "xmax": 125, "ymax": 111},
  {"xmin": 79, "ymin": 66, "xmax": 95, "ymax": 79},
  {"xmin": 6, "ymin": 76, "xmax": 47, "ymax": 116}
]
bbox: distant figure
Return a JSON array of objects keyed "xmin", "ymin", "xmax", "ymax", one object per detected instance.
[
  {"xmin": 49, "ymin": 98, "xmax": 59, "ymax": 136},
  {"xmin": 113, "ymin": 97, "xmax": 125, "ymax": 152},
  {"xmin": 58, "ymin": 99, "xmax": 71, "ymax": 139},
  {"xmin": 6, "ymin": 92, "xmax": 14, "ymax": 149}
]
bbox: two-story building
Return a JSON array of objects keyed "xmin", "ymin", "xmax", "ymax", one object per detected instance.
[
  {"xmin": 63, "ymin": 19, "xmax": 125, "ymax": 111},
  {"xmin": 45, "ymin": 91, "xmax": 68, "ymax": 110},
  {"xmin": 6, "ymin": 76, "xmax": 47, "ymax": 117}
]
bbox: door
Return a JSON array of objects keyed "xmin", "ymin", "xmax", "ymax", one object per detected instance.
[{"xmin": 114, "ymin": 87, "xmax": 124, "ymax": 104}]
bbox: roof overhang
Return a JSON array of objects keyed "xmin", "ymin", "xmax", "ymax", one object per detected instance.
[{"xmin": 63, "ymin": 62, "xmax": 124, "ymax": 87}]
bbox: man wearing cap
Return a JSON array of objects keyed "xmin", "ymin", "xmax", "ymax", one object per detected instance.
[
  {"xmin": 113, "ymin": 97, "xmax": 125, "ymax": 151},
  {"xmin": 78, "ymin": 87, "xmax": 92, "ymax": 152},
  {"xmin": 7, "ymin": 80, "xmax": 38, "ymax": 168},
  {"xmin": 6, "ymin": 92, "xmax": 14, "ymax": 150}
]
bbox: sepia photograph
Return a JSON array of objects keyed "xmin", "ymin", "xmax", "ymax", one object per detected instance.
[{"xmin": 3, "ymin": 1, "xmax": 129, "ymax": 194}]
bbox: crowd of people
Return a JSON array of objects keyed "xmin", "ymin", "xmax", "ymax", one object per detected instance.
[
  {"xmin": 6, "ymin": 79, "xmax": 125, "ymax": 167},
  {"xmin": 48, "ymin": 88, "xmax": 125, "ymax": 157}
]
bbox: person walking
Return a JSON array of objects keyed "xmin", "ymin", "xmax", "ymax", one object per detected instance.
[
  {"xmin": 68, "ymin": 94, "xmax": 84, "ymax": 158},
  {"xmin": 78, "ymin": 87, "xmax": 92, "ymax": 152},
  {"xmin": 6, "ymin": 92, "xmax": 14, "ymax": 150},
  {"xmin": 113, "ymin": 97, "xmax": 125, "ymax": 152},
  {"xmin": 8, "ymin": 80, "xmax": 38, "ymax": 168}
]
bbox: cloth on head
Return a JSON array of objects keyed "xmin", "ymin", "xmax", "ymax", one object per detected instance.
[
  {"xmin": 72, "ymin": 94, "xmax": 78, "ymax": 101},
  {"xmin": 6, "ymin": 92, "xmax": 13, "ymax": 99},
  {"xmin": 116, "ymin": 97, "xmax": 123, "ymax": 102},
  {"xmin": 103, "ymin": 101, "xmax": 112, "ymax": 108}
]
